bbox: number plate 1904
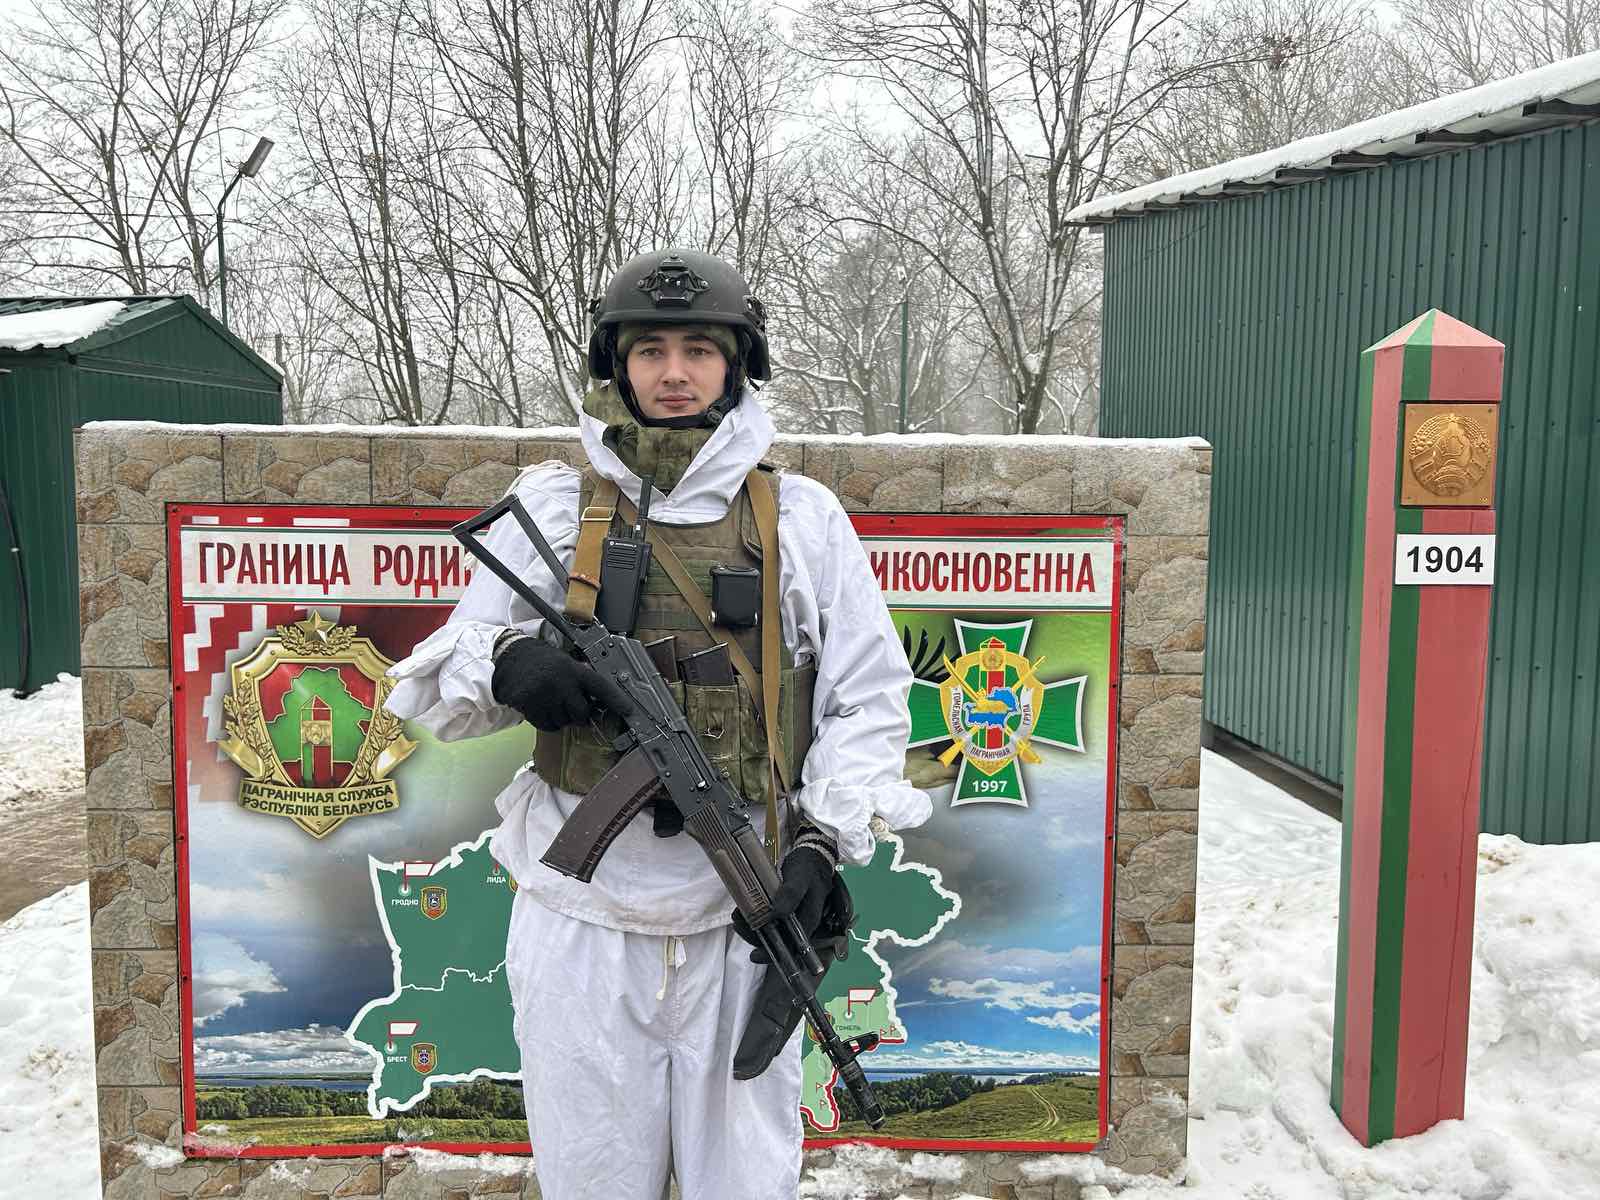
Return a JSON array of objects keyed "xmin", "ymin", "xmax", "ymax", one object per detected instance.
[{"xmin": 1394, "ymin": 534, "xmax": 1496, "ymax": 586}]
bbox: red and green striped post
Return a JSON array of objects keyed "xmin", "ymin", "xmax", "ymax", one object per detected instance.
[{"xmin": 1331, "ymin": 309, "xmax": 1503, "ymax": 1147}]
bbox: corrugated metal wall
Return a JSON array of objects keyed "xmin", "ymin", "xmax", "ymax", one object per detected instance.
[
  {"xmin": 0, "ymin": 301, "xmax": 280, "ymax": 693},
  {"xmin": 1100, "ymin": 121, "xmax": 1600, "ymax": 844},
  {"xmin": 0, "ymin": 361, "xmax": 76, "ymax": 696}
]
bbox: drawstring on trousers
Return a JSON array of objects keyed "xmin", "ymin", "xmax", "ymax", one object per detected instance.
[{"xmin": 655, "ymin": 935, "xmax": 686, "ymax": 1001}]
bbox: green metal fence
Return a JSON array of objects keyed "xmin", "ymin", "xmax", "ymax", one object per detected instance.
[
  {"xmin": 0, "ymin": 297, "xmax": 280, "ymax": 694},
  {"xmin": 1099, "ymin": 121, "xmax": 1600, "ymax": 844}
]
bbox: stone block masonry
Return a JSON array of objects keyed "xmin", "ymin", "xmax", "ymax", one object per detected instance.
[{"xmin": 79, "ymin": 423, "xmax": 1209, "ymax": 1198}]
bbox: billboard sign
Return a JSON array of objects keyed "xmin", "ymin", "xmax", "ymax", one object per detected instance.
[{"xmin": 171, "ymin": 504, "xmax": 1118, "ymax": 1157}]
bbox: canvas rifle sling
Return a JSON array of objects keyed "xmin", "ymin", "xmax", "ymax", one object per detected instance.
[
  {"xmin": 745, "ymin": 467, "xmax": 787, "ymax": 864},
  {"xmin": 563, "ymin": 477, "xmax": 620, "ymax": 623}
]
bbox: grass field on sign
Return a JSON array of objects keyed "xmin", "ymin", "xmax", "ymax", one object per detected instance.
[
  {"xmin": 831, "ymin": 1076, "xmax": 1099, "ymax": 1141},
  {"xmin": 197, "ymin": 1115, "xmax": 528, "ymax": 1146}
]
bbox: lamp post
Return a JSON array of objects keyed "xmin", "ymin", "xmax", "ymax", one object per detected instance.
[
  {"xmin": 216, "ymin": 136, "xmax": 274, "ymax": 329},
  {"xmin": 897, "ymin": 297, "xmax": 910, "ymax": 434}
]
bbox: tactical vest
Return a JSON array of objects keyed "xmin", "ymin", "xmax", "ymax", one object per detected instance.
[{"xmin": 532, "ymin": 465, "xmax": 817, "ymax": 829}]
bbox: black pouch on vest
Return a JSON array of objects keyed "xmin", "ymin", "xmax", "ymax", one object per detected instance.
[
  {"xmin": 643, "ymin": 635, "xmax": 679, "ymax": 682},
  {"xmin": 711, "ymin": 564, "xmax": 761, "ymax": 628},
  {"xmin": 595, "ymin": 473, "xmax": 655, "ymax": 636},
  {"xmin": 679, "ymin": 642, "xmax": 735, "ymax": 686}
]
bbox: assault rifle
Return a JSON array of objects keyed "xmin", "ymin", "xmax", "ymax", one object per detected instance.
[{"xmin": 453, "ymin": 495, "xmax": 886, "ymax": 1128}]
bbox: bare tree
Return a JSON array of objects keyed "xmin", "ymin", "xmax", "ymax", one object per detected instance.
[
  {"xmin": 0, "ymin": 0, "xmax": 284, "ymax": 297},
  {"xmin": 1385, "ymin": 0, "xmax": 1600, "ymax": 104},
  {"xmin": 225, "ymin": 232, "xmax": 351, "ymax": 421},
  {"xmin": 416, "ymin": 0, "xmax": 682, "ymax": 414},
  {"xmin": 1131, "ymin": 0, "xmax": 1391, "ymax": 178},
  {"xmin": 1503, "ymin": 0, "xmax": 1600, "ymax": 60},
  {"xmin": 0, "ymin": 140, "xmax": 43, "ymax": 289},
  {"xmin": 271, "ymin": 0, "xmax": 501, "ymax": 425},
  {"xmin": 763, "ymin": 140, "xmax": 991, "ymax": 434},
  {"xmin": 676, "ymin": 0, "xmax": 810, "ymax": 284},
  {"xmin": 1386, "ymin": 0, "xmax": 1524, "ymax": 96},
  {"xmin": 798, "ymin": 0, "xmax": 1222, "ymax": 434}
]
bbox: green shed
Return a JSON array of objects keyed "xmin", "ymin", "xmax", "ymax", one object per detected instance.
[
  {"xmin": 0, "ymin": 295, "xmax": 281, "ymax": 694},
  {"xmin": 1073, "ymin": 52, "xmax": 1600, "ymax": 843}
]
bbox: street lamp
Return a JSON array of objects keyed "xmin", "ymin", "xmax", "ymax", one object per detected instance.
[
  {"xmin": 897, "ymin": 272, "xmax": 910, "ymax": 435},
  {"xmin": 216, "ymin": 136, "xmax": 274, "ymax": 329}
]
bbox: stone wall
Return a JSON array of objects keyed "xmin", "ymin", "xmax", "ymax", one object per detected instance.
[{"xmin": 80, "ymin": 423, "xmax": 1210, "ymax": 1199}]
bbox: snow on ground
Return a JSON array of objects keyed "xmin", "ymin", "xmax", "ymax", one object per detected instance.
[
  {"xmin": 0, "ymin": 882, "xmax": 100, "ymax": 1195},
  {"xmin": 2, "ymin": 679, "xmax": 1596, "ymax": 1198},
  {"xmin": 1112, "ymin": 753, "xmax": 1600, "ymax": 1200},
  {"xmin": 0, "ymin": 674, "xmax": 85, "ymax": 806}
]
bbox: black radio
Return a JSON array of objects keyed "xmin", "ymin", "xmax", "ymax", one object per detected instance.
[{"xmin": 595, "ymin": 475, "xmax": 655, "ymax": 636}]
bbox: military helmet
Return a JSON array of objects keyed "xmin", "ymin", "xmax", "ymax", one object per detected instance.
[{"xmin": 588, "ymin": 248, "xmax": 771, "ymax": 382}]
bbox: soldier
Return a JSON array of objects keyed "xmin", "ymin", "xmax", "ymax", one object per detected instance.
[{"xmin": 384, "ymin": 249, "xmax": 930, "ymax": 1199}]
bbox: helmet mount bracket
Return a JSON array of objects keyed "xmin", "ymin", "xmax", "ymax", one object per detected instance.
[{"xmin": 636, "ymin": 256, "xmax": 710, "ymax": 309}]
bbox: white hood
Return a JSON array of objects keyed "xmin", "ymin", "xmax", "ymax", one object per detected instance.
[{"xmin": 579, "ymin": 389, "xmax": 775, "ymax": 524}]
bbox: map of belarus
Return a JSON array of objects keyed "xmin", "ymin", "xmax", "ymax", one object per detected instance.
[
  {"xmin": 348, "ymin": 831, "xmax": 959, "ymax": 1126},
  {"xmin": 800, "ymin": 836, "xmax": 960, "ymax": 1131},
  {"xmin": 348, "ymin": 833, "xmax": 522, "ymax": 1115}
]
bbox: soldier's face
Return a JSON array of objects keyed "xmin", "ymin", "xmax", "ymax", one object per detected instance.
[{"xmin": 625, "ymin": 329, "xmax": 727, "ymax": 421}]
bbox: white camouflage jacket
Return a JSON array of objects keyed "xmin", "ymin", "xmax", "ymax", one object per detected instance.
[{"xmin": 382, "ymin": 395, "xmax": 932, "ymax": 934}]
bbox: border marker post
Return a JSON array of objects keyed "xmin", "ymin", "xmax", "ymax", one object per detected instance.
[{"xmin": 1331, "ymin": 309, "xmax": 1503, "ymax": 1146}]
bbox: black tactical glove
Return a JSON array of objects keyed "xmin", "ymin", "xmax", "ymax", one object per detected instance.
[
  {"xmin": 730, "ymin": 841, "xmax": 837, "ymax": 963},
  {"xmin": 491, "ymin": 636, "xmax": 631, "ymax": 732},
  {"xmin": 733, "ymin": 854, "xmax": 855, "ymax": 1080}
]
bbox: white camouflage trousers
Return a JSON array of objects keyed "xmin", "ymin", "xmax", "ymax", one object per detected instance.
[{"xmin": 505, "ymin": 890, "xmax": 805, "ymax": 1199}]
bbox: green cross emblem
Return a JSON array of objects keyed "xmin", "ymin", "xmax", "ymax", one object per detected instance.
[{"xmin": 905, "ymin": 619, "xmax": 1086, "ymax": 807}]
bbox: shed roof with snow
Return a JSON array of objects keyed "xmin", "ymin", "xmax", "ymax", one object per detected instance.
[
  {"xmin": 0, "ymin": 295, "xmax": 281, "ymax": 693},
  {"xmin": 1080, "ymin": 52, "xmax": 1600, "ymax": 844},
  {"xmin": 1069, "ymin": 48, "xmax": 1600, "ymax": 224}
]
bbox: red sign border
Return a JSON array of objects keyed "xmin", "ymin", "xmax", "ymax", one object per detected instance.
[
  {"xmin": 168, "ymin": 503, "xmax": 1123, "ymax": 1161},
  {"xmin": 166, "ymin": 502, "xmax": 516, "ymax": 1160}
]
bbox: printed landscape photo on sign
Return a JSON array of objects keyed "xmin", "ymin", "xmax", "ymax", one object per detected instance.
[
  {"xmin": 810, "ymin": 514, "xmax": 1120, "ymax": 1150},
  {"xmin": 170, "ymin": 504, "xmax": 536, "ymax": 1158},
  {"xmin": 170, "ymin": 503, "xmax": 1117, "ymax": 1159}
]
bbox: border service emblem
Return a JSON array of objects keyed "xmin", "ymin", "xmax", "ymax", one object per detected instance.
[
  {"xmin": 907, "ymin": 619, "xmax": 1088, "ymax": 808},
  {"xmin": 217, "ymin": 614, "xmax": 416, "ymax": 838}
]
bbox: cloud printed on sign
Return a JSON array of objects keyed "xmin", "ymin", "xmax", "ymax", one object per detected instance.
[
  {"xmin": 946, "ymin": 874, "xmax": 1021, "ymax": 926},
  {"xmin": 1023, "ymin": 1009, "xmax": 1101, "ymax": 1034},
  {"xmin": 927, "ymin": 976, "xmax": 1100, "ymax": 1035},
  {"xmin": 870, "ymin": 1039, "xmax": 1097, "ymax": 1071},
  {"xmin": 928, "ymin": 977, "xmax": 1099, "ymax": 1013},
  {"xmin": 189, "ymin": 874, "xmax": 308, "ymax": 928},
  {"xmin": 189, "ymin": 870, "xmax": 385, "ymax": 948},
  {"xmin": 191, "ymin": 933, "xmax": 287, "ymax": 1025},
  {"xmin": 896, "ymin": 938, "xmax": 1101, "ymax": 982},
  {"xmin": 899, "ymin": 822, "xmax": 980, "ymax": 875},
  {"xmin": 193, "ymin": 1024, "xmax": 372, "ymax": 1075},
  {"xmin": 1040, "ymin": 811, "xmax": 1108, "ymax": 853}
]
